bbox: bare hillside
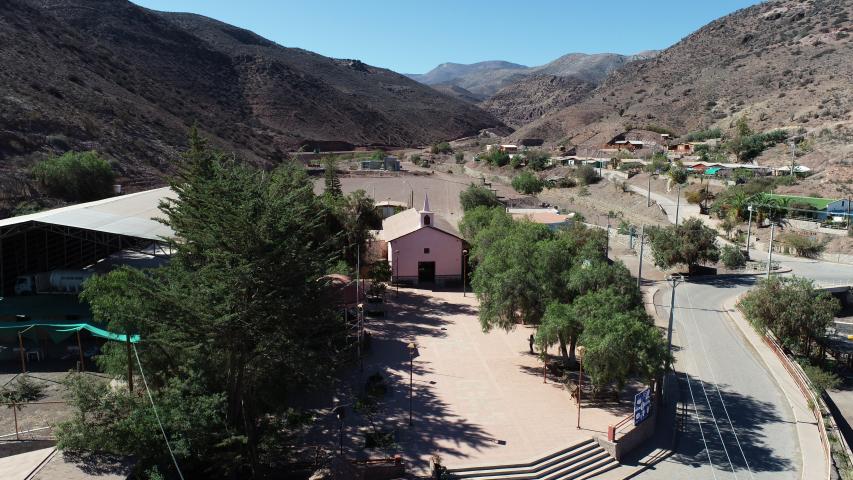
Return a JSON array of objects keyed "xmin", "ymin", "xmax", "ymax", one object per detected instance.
[
  {"xmin": 0, "ymin": 0, "xmax": 503, "ymax": 186},
  {"xmin": 480, "ymin": 76, "xmax": 595, "ymax": 129},
  {"xmin": 514, "ymin": 0, "xmax": 853, "ymax": 146}
]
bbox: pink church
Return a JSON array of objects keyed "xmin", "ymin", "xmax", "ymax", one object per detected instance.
[{"xmin": 380, "ymin": 195, "xmax": 464, "ymax": 287}]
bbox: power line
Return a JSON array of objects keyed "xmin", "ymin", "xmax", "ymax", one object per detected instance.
[{"xmin": 132, "ymin": 344, "xmax": 185, "ymax": 480}]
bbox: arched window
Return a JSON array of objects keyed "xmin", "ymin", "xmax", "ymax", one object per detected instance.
[{"xmin": 423, "ymin": 215, "xmax": 431, "ymax": 225}]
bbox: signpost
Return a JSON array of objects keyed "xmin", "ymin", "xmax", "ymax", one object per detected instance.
[{"xmin": 634, "ymin": 387, "xmax": 652, "ymax": 426}]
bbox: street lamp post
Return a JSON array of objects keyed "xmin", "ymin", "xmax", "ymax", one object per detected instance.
[
  {"xmin": 665, "ymin": 274, "xmax": 684, "ymax": 374},
  {"xmin": 674, "ymin": 184, "xmax": 682, "ymax": 227},
  {"xmin": 767, "ymin": 222, "xmax": 776, "ymax": 279},
  {"xmin": 462, "ymin": 249, "xmax": 469, "ymax": 297},
  {"xmin": 746, "ymin": 205, "xmax": 753, "ymax": 259},
  {"xmin": 647, "ymin": 174, "xmax": 652, "ymax": 207},
  {"xmin": 357, "ymin": 303, "xmax": 364, "ymax": 372},
  {"xmin": 407, "ymin": 342, "xmax": 416, "ymax": 426},
  {"xmin": 333, "ymin": 406, "xmax": 345, "ymax": 456},
  {"xmin": 636, "ymin": 224, "xmax": 645, "ymax": 289},
  {"xmin": 576, "ymin": 345, "xmax": 586, "ymax": 429}
]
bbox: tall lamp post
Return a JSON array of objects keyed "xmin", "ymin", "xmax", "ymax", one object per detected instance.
[
  {"xmin": 636, "ymin": 224, "xmax": 646, "ymax": 289},
  {"xmin": 766, "ymin": 221, "xmax": 776, "ymax": 279},
  {"xmin": 407, "ymin": 342, "xmax": 416, "ymax": 426},
  {"xmin": 665, "ymin": 274, "xmax": 684, "ymax": 375},
  {"xmin": 576, "ymin": 346, "xmax": 586, "ymax": 429},
  {"xmin": 333, "ymin": 406, "xmax": 345, "ymax": 456},
  {"xmin": 674, "ymin": 184, "xmax": 682, "ymax": 226},
  {"xmin": 746, "ymin": 205, "xmax": 753, "ymax": 259},
  {"xmin": 462, "ymin": 249, "xmax": 469, "ymax": 297}
]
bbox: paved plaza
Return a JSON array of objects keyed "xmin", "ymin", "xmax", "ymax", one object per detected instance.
[{"xmin": 355, "ymin": 287, "xmax": 635, "ymax": 475}]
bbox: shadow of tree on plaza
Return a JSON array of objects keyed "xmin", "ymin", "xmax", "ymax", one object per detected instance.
[{"xmin": 296, "ymin": 288, "xmax": 495, "ymax": 473}]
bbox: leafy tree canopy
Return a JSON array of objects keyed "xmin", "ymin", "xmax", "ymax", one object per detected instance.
[
  {"xmin": 646, "ymin": 217, "xmax": 720, "ymax": 270},
  {"xmin": 512, "ymin": 171, "xmax": 544, "ymax": 195},
  {"xmin": 32, "ymin": 150, "xmax": 115, "ymax": 202},
  {"xmin": 460, "ymin": 183, "xmax": 501, "ymax": 211},
  {"xmin": 66, "ymin": 129, "xmax": 349, "ymax": 476}
]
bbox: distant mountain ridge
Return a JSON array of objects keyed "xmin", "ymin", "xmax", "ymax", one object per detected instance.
[
  {"xmin": 0, "ymin": 0, "xmax": 503, "ymax": 186},
  {"xmin": 408, "ymin": 51, "xmax": 658, "ymax": 97},
  {"xmin": 511, "ymin": 0, "xmax": 853, "ymax": 146}
]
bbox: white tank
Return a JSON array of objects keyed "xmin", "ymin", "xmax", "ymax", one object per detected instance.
[{"xmin": 46, "ymin": 270, "xmax": 93, "ymax": 293}]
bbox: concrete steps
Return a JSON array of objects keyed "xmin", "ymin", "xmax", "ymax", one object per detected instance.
[{"xmin": 446, "ymin": 439, "xmax": 619, "ymax": 480}]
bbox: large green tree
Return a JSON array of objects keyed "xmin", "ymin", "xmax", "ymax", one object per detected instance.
[
  {"xmin": 646, "ymin": 218, "xmax": 720, "ymax": 271},
  {"xmin": 459, "ymin": 183, "xmax": 501, "ymax": 212},
  {"xmin": 739, "ymin": 276, "xmax": 839, "ymax": 355},
  {"xmin": 66, "ymin": 130, "xmax": 347, "ymax": 477}
]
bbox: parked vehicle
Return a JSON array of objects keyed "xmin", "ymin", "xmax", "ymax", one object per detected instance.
[
  {"xmin": 364, "ymin": 295, "xmax": 385, "ymax": 316},
  {"xmin": 14, "ymin": 270, "xmax": 93, "ymax": 295}
]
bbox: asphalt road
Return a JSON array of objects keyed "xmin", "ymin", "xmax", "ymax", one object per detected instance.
[{"xmin": 647, "ymin": 249, "xmax": 853, "ymax": 479}]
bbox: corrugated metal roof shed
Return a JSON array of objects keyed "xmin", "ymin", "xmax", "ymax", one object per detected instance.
[{"xmin": 0, "ymin": 188, "xmax": 175, "ymax": 241}]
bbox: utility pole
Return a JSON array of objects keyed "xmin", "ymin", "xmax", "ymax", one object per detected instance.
[
  {"xmin": 637, "ymin": 224, "xmax": 645, "ymax": 289},
  {"xmin": 605, "ymin": 223, "xmax": 611, "ymax": 259},
  {"xmin": 665, "ymin": 274, "xmax": 684, "ymax": 385},
  {"xmin": 766, "ymin": 222, "xmax": 776, "ymax": 279},
  {"xmin": 790, "ymin": 140, "xmax": 796, "ymax": 177},
  {"xmin": 746, "ymin": 205, "xmax": 753, "ymax": 259},
  {"xmin": 647, "ymin": 174, "xmax": 653, "ymax": 207},
  {"xmin": 674, "ymin": 184, "xmax": 682, "ymax": 226}
]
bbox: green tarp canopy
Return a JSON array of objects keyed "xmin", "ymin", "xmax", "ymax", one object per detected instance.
[
  {"xmin": 0, "ymin": 321, "xmax": 140, "ymax": 343},
  {"xmin": 705, "ymin": 167, "xmax": 722, "ymax": 175}
]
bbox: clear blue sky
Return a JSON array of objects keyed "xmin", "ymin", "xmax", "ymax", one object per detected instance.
[{"xmin": 132, "ymin": 0, "xmax": 761, "ymax": 74}]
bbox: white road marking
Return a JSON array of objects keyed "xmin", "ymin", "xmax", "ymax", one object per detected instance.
[{"xmin": 685, "ymin": 287, "xmax": 756, "ymax": 479}]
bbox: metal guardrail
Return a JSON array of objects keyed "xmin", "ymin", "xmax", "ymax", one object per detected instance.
[{"xmin": 762, "ymin": 332, "xmax": 844, "ymax": 479}]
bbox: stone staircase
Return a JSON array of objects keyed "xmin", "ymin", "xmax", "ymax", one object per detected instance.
[{"xmin": 445, "ymin": 439, "xmax": 619, "ymax": 480}]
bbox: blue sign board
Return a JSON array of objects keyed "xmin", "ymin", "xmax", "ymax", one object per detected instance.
[{"xmin": 634, "ymin": 388, "xmax": 652, "ymax": 426}]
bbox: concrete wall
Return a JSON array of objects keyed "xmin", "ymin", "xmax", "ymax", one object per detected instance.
[
  {"xmin": 388, "ymin": 228, "xmax": 462, "ymax": 284},
  {"xmin": 595, "ymin": 411, "xmax": 656, "ymax": 461}
]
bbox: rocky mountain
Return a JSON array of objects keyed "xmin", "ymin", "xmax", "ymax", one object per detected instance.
[
  {"xmin": 429, "ymin": 83, "xmax": 486, "ymax": 103},
  {"xmin": 409, "ymin": 52, "xmax": 655, "ymax": 98},
  {"xmin": 0, "ymin": 0, "xmax": 502, "ymax": 186},
  {"xmin": 480, "ymin": 76, "xmax": 596, "ymax": 128},
  {"xmin": 513, "ymin": 0, "xmax": 853, "ymax": 147}
]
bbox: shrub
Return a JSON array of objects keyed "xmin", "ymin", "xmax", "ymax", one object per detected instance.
[
  {"xmin": 525, "ymin": 150, "xmax": 550, "ymax": 171},
  {"xmin": 32, "ymin": 151, "xmax": 115, "ymax": 202},
  {"xmin": 685, "ymin": 188, "xmax": 709, "ymax": 204},
  {"xmin": 668, "ymin": 163, "xmax": 688, "ymax": 185},
  {"xmin": 782, "ymin": 234, "xmax": 826, "ymax": 258},
  {"xmin": 721, "ymin": 245, "xmax": 746, "ymax": 269},
  {"xmin": 430, "ymin": 142, "xmax": 452, "ymax": 154},
  {"xmin": 799, "ymin": 361, "xmax": 841, "ymax": 393},
  {"xmin": 0, "ymin": 375, "xmax": 47, "ymax": 403},
  {"xmin": 454, "ymin": 152, "xmax": 465, "ymax": 164},
  {"xmin": 686, "ymin": 128, "xmax": 723, "ymax": 142},
  {"xmin": 481, "ymin": 149, "xmax": 510, "ymax": 167},
  {"xmin": 460, "ymin": 184, "xmax": 501, "ymax": 211},
  {"xmin": 509, "ymin": 155, "xmax": 523, "ymax": 169},
  {"xmin": 574, "ymin": 165, "xmax": 600, "ymax": 186},
  {"xmin": 555, "ymin": 177, "xmax": 577, "ymax": 188},
  {"xmin": 512, "ymin": 171, "xmax": 544, "ymax": 195}
]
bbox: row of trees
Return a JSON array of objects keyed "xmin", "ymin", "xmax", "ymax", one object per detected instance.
[
  {"xmin": 58, "ymin": 130, "xmax": 376, "ymax": 477},
  {"xmin": 461, "ymin": 206, "xmax": 669, "ymax": 394}
]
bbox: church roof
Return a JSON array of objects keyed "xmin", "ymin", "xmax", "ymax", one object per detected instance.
[{"xmin": 379, "ymin": 208, "xmax": 461, "ymax": 242}]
